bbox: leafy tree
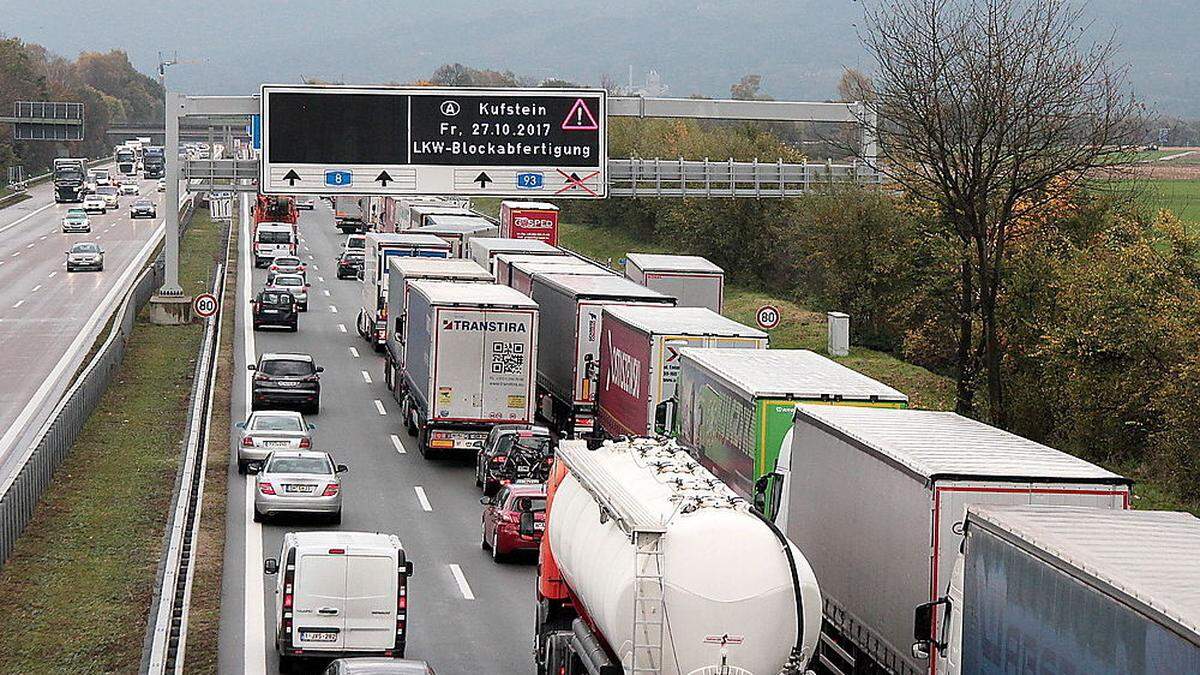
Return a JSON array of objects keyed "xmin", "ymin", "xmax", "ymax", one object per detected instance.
[{"xmin": 730, "ymin": 74, "xmax": 771, "ymax": 101}]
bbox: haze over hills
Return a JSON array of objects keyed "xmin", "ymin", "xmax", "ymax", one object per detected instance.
[{"xmin": 3, "ymin": 0, "xmax": 1197, "ymax": 115}]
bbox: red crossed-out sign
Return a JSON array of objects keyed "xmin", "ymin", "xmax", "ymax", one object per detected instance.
[{"xmin": 556, "ymin": 169, "xmax": 600, "ymax": 197}]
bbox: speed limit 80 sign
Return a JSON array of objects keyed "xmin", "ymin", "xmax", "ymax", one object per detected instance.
[
  {"xmin": 755, "ymin": 304, "xmax": 781, "ymax": 330},
  {"xmin": 193, "ymin": 293, "xmax": 219, "ymax": 319}
]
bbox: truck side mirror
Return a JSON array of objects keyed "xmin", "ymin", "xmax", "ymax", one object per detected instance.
[
  {"xmin": 912, "ymin": 597, "xmax": 950, "ymax": 659},
  {"xmin": 654, "ymin": 399, "xmax": 676, "ymax": 436},
  {"xmin": 263, "ymin": 558, "xmax": 279, "ymax": 575},
  {"xmin": 404, "ymin": 560, "xmax": 414, "ymax": 577},
  {"xmin": 518, "ymin": 511, "xmax": 537, "ymax": 538},
  {"xmin": 752, "ymin": 473, "xmax": 781, "ymax": 519}
]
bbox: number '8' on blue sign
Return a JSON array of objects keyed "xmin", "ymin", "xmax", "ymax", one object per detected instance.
[
  {"xmin": 516, "ymin": 172, "xmax": 544, "ymax": 190},
  {"xmin": 324, "ymin": 170, "xmax": 353, "ymax": 187}
]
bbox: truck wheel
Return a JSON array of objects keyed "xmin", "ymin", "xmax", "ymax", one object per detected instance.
[
  {"xmin": 417, "ymin": 428, "xmax": 431, "ymax": 459},
  {"xmin": 404, "ymin": 405, "xmax": 418, "ymax": 438}
]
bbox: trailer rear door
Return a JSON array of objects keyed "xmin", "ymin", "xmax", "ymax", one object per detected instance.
[
  {"xmin": 481, "ymin": 310, "xmax": 537, "ymax": 422},
  {"xmin": 342, "ymin": 554, "xmax": 397, "ymax": 651},
  {"xmin": 432, "ymin": 307, "xmax": 487, "ymax": 420},
  {"xmin": 293, "ymin": 553, "xmax": 347, "ymax": 651}
]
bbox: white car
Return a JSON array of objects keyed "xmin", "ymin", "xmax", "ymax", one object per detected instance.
[
  {"xmin": 118, "ymin": 182, "xmax": 139, "ymax": 196},
  {"xmin": 267, "ymin": 273, "xmax": 309, "ymax": 311},
  {"xmin": 157, "ymin": 178, "xmax": 166, "ymax": 192},
  {"xmin": 95, "ymin": 186, "xmax": 120, "ymax": 209},
  {"xmin": 82, "ymin": 194, "xmax": 107, "ymax": 213}
]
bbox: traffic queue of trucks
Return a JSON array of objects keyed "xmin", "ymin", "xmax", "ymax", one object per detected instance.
[{"xmin": 301, "ymin": 190, "xmax": 1200, "ymax": 674}]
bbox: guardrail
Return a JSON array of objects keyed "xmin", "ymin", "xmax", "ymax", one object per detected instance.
[{"xmin": 0, "ymin": 193, "xmax": 195, "ymax": 567}]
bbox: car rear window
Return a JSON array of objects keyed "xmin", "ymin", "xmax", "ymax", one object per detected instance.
[
  {"xmin": 97, "ymin": 187, "xmax": 118, "ymax": 195},
  {"xmin": 258, "ymin": 231, "xmax": 291, "ymax": 244},
  {"xmin": 274, "ymin": 257, "xmax": 300, "ymax": 266},
  {"xmin": 251, "ymin": 415, "xmax": 303, "ymax": 432},
  {"xmin": 260, "ymin": 292, "xmax": 292, "ymax": 305},
  {"xmin": 266, "ymin": 456, "xmax": 331, "ymax": 474},
  {"xmin": 512, "ymin": 497, "xmax": 547, "ymax": 512},
  {"xmin": 274, "ymin": 276, "xmax": 303, "ymax": 287},
  {"xmin": 260, "ymin": 359, "xmax": 314, "ymax": 376}
]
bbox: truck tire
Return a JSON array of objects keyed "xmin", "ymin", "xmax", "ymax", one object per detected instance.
[{"xmin": 417, "ymin": 428, "xmax": 432, "ymax": 459}]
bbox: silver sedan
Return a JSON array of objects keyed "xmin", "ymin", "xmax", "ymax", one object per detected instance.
[
  {"xmin": 235, "ymin": 410, "xmax": 314, "ymax": 473},
  {"xmin": 250, "ymin": 451, "xmax": 346, "ymax": 523}
]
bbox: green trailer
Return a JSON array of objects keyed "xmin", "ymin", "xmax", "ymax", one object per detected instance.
[{"xmin": 674, "ymin": 348, "xmax": 908, "ymax": 498}]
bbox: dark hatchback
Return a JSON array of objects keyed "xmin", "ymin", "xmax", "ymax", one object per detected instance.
[
  {"xmin": 249, "ymin": 353, "xmax": 323, "ymax": 414},
  {"xmin": 336, "ymin": 250, "xmax": 364, "ymax": 279},
  {"xmin": 475, "ymin": 427, "xmax": 555, "ymax": 496},
  {"xmin": 252, "ymin": 290, "xmax": 298, "ymax": 331}
]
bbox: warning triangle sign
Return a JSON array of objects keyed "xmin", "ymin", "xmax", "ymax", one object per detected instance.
[{"xmin": 562, "ymin": 98, "xmax": 599, "ymax": 131}]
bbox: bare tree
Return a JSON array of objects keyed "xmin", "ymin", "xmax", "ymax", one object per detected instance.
[
  {"xmin": 858, "ymin": 0, "xmax": 1143, "ymax": 421},
  {"xmin": 837, "ymin": 68, "xmax": 874, "ymax": 103}
]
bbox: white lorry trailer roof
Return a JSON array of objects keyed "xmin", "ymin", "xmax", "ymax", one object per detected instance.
[
  {"xmin": 795, "ymin": 405, "xmax": 1131, "ymax": 484},
  {"xmin": 680, "ymin": 348, "xmax": 907, "ymax": 402},
  {"xmin": 968, "ymin": 505, "xmax": 1200, "ymax": 641},
  {"xmin": 408, "ymin": 279, "xmax": 538, "ymax": 308},
  {"xmin": 420, "ymin": 215, "xmax": 496, "ymax": 233},
  {"xmin": 368, "ymin": 232, "xmax": 449, "ymax": 247},
  {"xmin": 470, "ymin": 237, "xmax": 560, "ymax": 257},
  {"xmin": 387, "ymin": 257, "xmax": 492, "ymax": 281},
  {"xmin": 535, "ymin": 272, "xmax": 674, "ymax": 300},
  {"xmin": 602, "ymin": 305, "xmax": 765, "ymax": 338},
  {"xmin": 625, "ymin": 252, "xmax": 723, "ymax": 274}
]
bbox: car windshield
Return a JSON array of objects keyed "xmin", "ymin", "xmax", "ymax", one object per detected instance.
[
  {"xmin": 72, "ymin": 243, "xmax": 100, "ymax": 253},
  {"xmin": 260, "ymin": 359, "xmax": 314, "ymax": 376},
  {"xmin": 97, "ymin": 187, "xmax": 118, "ymax": 195},
  {"xmin": 251, "ymin": 415, "xmax": 303, "ymax": 432},
  {"xmin": 265, "ymin": 456, "xmax": 330, "ymax": 474},
  {"xmin": 274, "ymin": 276, "xmax": 302, "ymax": 287},
  {"xmin": 135, "ymin": 199, "xmax": 151, "ymax": 206},
  {"xmin": 67, "ymin": 210, "xmax": 85, "ymax": 217},
  {"xmin": 258, "ymin": 231, "xmax": 291, "ymax": 244}
]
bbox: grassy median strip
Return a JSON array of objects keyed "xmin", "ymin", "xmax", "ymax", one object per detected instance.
[{"xmin": 0, "ymin": 209, "xmax": 225, "ymax": 674}]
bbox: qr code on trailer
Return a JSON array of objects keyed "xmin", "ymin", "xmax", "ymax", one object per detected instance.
[{"xmin": 492, "ymin": 342, "xmax": 525, "ymax": 374}]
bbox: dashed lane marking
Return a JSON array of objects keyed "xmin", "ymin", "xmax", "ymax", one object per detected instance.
[
  {"xmin": 449, "ymin": 564, "xmax": 475, "ymax": 600},
  {"xmin": 374, "ymin": 399, "xmax": 387, "ymax": 415},
  {"xmin": 390, "ymin": 434, "xmax": 406, "ymax": 454}
]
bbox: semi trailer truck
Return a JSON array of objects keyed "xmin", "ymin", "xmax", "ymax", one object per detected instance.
[
  {"xmin": 624, "ymin": 253, "xmax": 725, "ymax": 313},
  {"xmin": 468, "ymin": 237, "xmax": 563, "ymax": 273},
  {"xmin": 533, "ymin": 437, "xmax": 823, "ymax": 675},
  {"xmin": 498, "ymin": 255, "xmax": 611, "ymax": 295},
  {"xmin": 499, "ymin": 200, "xmax": 559, "ymax": 245},
  {"xmin": 595, "ymin": 306, "xmax": 767, "ymax": 439},
  {"xmin": 142, "ymin": 146, "xmax": 165, "ymax": 179},
  {"xmin": 115, "ymin": 146, "xmax": 137, "ymax": 175},
  {"xmin": 914, "ymin": 504, "xmax": 1200, "ymax": 675},
  {"xmin": 358, "ymin": 233, "xmax": 452, "ymax": 351},
  {"xmin": 397, "ymin": 280, "xmax": 539, "ymax": 457},
  {"xmin": 53, "ymin": 158, "xmax": 88, "ymax": 203},
  {"xmin": 755, "ymin": 405, "xmax": 1133, "ymax": 675},
  {"xmin": 415, "ymin": 215, "xmax": 499, "ymax": 257}
]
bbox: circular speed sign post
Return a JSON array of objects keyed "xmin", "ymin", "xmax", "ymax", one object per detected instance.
[
  {"xmin": 193, "ymin": 293, "xmax": 218, "ymax": 319},
  {"xmin": 755, "ymin": 304, "xmax": 781, "ymax": 331}
]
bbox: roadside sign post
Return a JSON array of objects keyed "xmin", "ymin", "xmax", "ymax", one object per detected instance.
[
  {"xmin": 755, "ymin": 305, "xmax": 781, "ymax": 331},
  {"xmin": 259, "ymin": 85, "xmax": 607, "ymax": 198},
  {"xmin": 192, "ymin": 293, "xmax": 218, "ymax": 319}
]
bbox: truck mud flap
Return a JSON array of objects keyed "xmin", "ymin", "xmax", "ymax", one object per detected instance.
[{"xmin": 820, "ymin": 597, "xmax": 922, "ymax": 675}]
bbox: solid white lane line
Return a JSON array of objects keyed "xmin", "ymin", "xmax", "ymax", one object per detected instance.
[
  {"xmin": 329, "ymin": 305, "xmax": 338, "ymax": 313},
  {"xmin": 0, "ymin": 201, "xmax": 54, "ymax": 236},
  {"xmin": 337, "ymin": 323, "xmax": 347, "ymax": 333},
  {"xmin": 361, "ymin": 370, "xmax": 372, "ymax": 383},
  {"xmin": 374, "ymin": 399, "xmax": 387, "ymax": 415},
  {"xmin": 12, "ymin": 300, "xmax": 24, "ymax": 309},
  {"xmin": 349, "ymin": 347, "xmax": 360, "ymax": 358},
  {"xmin": 390, "ymin": 434, "xmax": 406, "ymax": 454},
  {"xmin": 449, "ymin": 564, "xmax": 475, "ymax": 600},
  {"xmin": 322, "ymin": 289, "xmax": 330, "ymax": 297},
  {"xmin": 30, "ymin": 284, "xmax": 41, "ymax": 292},
  {"xmin": 414, "ymin": 486, "xmax": 432, "ymax": 512}
]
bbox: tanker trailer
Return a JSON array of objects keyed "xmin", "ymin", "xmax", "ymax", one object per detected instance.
[{"xmin": 531, "ymin": 437, "xmax": 822, "ymax": 675}]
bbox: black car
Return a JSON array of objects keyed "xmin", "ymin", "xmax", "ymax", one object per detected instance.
[
  {"xmin": 251, "ymin": 290, "xmax": 298, "ymax": 331},
  {"xmin": 249, "ymin": 353, "xmax": 323, "ymax": 414},
  {"xmin": 336, "ymin": 251, "xmax": 364, "ymax": 279},
  {"xmin": 475, "ymin": 425, "xmax": 554, "ymax": 495},
  {"xmin": 129, "ymin": 197, "xmax": 157, "ymax": 219}
]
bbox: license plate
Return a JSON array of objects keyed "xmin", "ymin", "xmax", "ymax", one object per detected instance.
[
  {"xmin": 264, "ymin": 440, "xmax": 290, "ymax": 447},
  {"xmin": 277, "ymin": 381, "xmax": 298, "ymax": 387},
  {"xmin": 284, "ymin": 484, "xmax": 316, "ymax": 494},
  {"xmin": 517, "ymin": 467, "xmax": 531, "ymax": 475},
  {"xmin": 263, "ymin": 309, "xmax": 279, "ymax": 314},
  {"xmin": 534, "ymin": 522, "xmax": 545, "ymax": 530},
  {"xmin": 299, "ymin": 629, "xmax": 337, "ymax": 642}
]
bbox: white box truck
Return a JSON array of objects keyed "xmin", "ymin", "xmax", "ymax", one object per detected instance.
[
  {"xmin": 358, "ymin": 233, "xmax": 452, "ymax": 351},
  {"xmin": 499, "ymin": 255, "xmax": 611, "ymax": 295},
  {"xmin": 467, "ymin": 237, "xmax": 563, "ymax": 273},
  {"xmin": 383, "ymin": 257, "xmax": 494, "ymax": 391},
  {"xmin": 264, "ymin": 531, "xmax": 414, "ymax": 669},
  {"xmin": 676, "ymin": 348, "xmax": 908, "ymax": 497},
  {"xmin": 624, "ymin": 253, "xmax": 725, "ymax": 312},
  {"xmin": 398, "ymin": 280, "xmax": 539, "ymax": 457},
  {"xmin": 756, "ymin": 405, "xmax": 1133, "ymax": 675},
  {"xmin": 416, "ymin": 215, "xmax": 499, "ymax": 257},
  {"xmin": 914, "ymin": 504, "xmax": 1200, "ymax": 675},
  {"xmin": 596, "ymin": 306, "xmax": 767, "ymax": 439},
  {"xmin": 530, "ymin": 273, "xmax": 675, "ymax": 437},
  {"xmin": 405, "ymin": 203, "xmax": 472, "ymax": 230}
]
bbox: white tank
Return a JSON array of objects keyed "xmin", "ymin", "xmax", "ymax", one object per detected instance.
[{"xmin": 549, "ymin": 438, "xmax": 822, "ymax": 674}]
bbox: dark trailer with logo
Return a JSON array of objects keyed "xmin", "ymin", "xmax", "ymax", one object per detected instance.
[{"xmin": 397, "ymin": 280, "xmax": 539, "ymax": 458}]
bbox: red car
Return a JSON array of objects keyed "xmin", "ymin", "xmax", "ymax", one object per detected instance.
[{"xmin": 480, "ymin": 483, "xmax": 546, "ymax": 562}]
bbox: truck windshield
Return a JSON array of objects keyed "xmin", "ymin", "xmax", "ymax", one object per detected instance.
[{"xmin": 56, "ymin": 169, "xmax": 83, "ymax": 181}]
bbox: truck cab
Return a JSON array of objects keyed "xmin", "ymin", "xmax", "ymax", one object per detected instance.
[{"xmin": 264, "ymin": 531, "xmax": 413, "ymax": 669}]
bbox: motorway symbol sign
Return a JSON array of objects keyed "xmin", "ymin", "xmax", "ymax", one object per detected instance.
[
  {"xmin": 755, "ymin": 305, "xmax": 781, "ymax": 330},
  {"xmin": 193, "ymin": 293, "xmax": 218, "ymax": 318},
  {"xmin": 259, "ymin": 84, "xmax": 607, "ymax": 198}
]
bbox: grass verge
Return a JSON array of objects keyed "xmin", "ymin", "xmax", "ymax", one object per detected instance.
[{"xmin": 0, "ymin": 208, "xmax": 225, "ymax": 673}]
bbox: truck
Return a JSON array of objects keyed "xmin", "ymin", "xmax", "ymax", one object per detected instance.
[
  {"xmin": 530, "ymin": 273, "xmax": 675, "ymax": 437},
  {"xmin": 397, "ymin": 280, "xmax": 539, "ymax": 457},
  {"xmin": 142, "ymin": 146, "xmax": 165, "ymax": 179},
  {"xmin": 596, "ymin": 306, "xmax": 767, "ymax": 439},
  {"xmin": 252, "ymin": 194, "xmax": 298, "ymax": 227},
  {"xmin": 404, "ymin": 203, "xmax": 472, "ymax": 230},
  {"xmin": 415, "ymin": 215, "xmax": 499, "ymax": 257},
  {"xmin": 52, "ymin": 158, "xmax": 88, "ymax": 203},
  {"xmin": 624, "ymin": 253, "xmax": 725, "ymax": 313},
  {"xmin": 914, "ymin": 504, "xmax": 1200, "ymax": 675},
  {"xmin": 497, "ymin": 254, "xmax": 610, "ymax": 295},
  {"xmin": 333, "ymin": 195, "xmax": 368, "ymax": 233},
  {"xmin": 115, "ymin": 145, "xmax": 138, "ymax": 176},
  {"xmin": 534, "ymin": 437, "xmax": 823, "ymax": 675},
  {"xmin": 499, "ymin": 200, "xmax": 559, "ymax": 245},
  {"xmin": 467, "ymin": 237, "xmax": 563, "ymax": 273},
  {"xmin": 754, "ymin": 405, "xmax": 1132, "ymax": 675},
  {"xmin": 383, "ymin": 257, "xmax": 494, "ymax": 390},
  {"xmin": 358, "ymin": 233, "xmax": 453, "ymax": 351},
  {"xmin": 676, "ymin": 348, "xmax": 909, "ymax": 497}
]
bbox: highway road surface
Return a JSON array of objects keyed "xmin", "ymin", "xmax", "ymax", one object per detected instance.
[
  {"xmin": 219, "ymin": 197, "xmax": 536, "ymax": 674},
  {"xmin": 0, "ymin": 171, "xmax": 168, "ymax": 483}
]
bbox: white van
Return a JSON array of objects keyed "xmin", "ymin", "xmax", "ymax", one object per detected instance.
[
  {"xmin": 264, "ymin": 531, "xmax": 414, "ymax": 669},
  {"xmin": 254, "ymin": 222, "xmax": 298, "ymax": 268}
]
